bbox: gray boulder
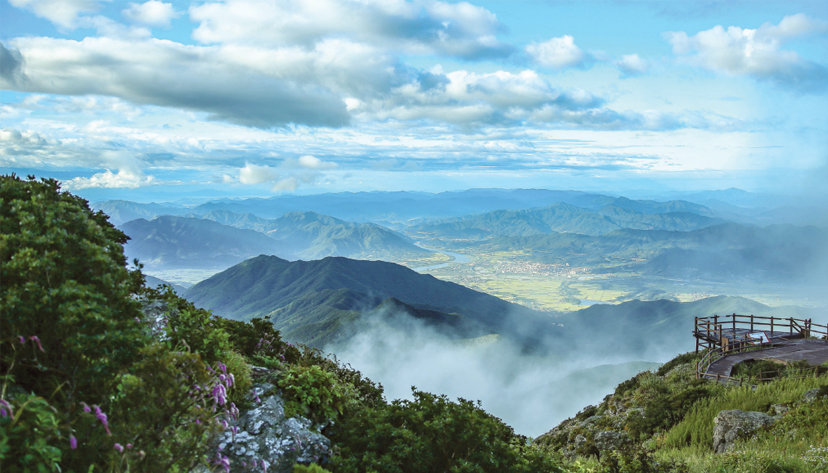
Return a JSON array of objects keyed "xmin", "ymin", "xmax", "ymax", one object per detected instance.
[
  {"xmin": 216, "ymin": 383, "xmax": 332, "ymax": 472},
  {"xmin": 712, "ymin": 410, "xmax": 776, "ymax": 453}
]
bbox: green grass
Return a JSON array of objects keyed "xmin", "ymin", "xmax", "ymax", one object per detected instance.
[{"xmin": 664, "ymin": 377, "xmax": 828, "ymax": 450}]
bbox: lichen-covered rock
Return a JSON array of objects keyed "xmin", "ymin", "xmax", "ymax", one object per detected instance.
[
  {"xmin": 217, "ymin": 383, "xmax": 332, "ymax": 472},
  {"xmin": 712, "ymin": 410, "xmax": 776, "ymax": 453},
  {"xmin": 804, "ymin": 387, "xmax": 828, "ymax": 403},
  {"xmin": 594, "ymin": 430, "xmax": 628, "ymax": 455}
]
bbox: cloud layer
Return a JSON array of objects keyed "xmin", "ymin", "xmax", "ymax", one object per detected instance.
[{"xmin": 667, "ymin": 14, "xmax": 828, "ymax": 92}]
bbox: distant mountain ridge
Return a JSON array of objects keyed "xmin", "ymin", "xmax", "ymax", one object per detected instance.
[
  {"xmin": 195, "ymin": 210, "xmax": 429, "ymax": 261},
  {"xmin": 120, "ymin": 216, "xmax": 287, "ymax": 270},
  {"xmin": 475, "ymin": 222, "xmax": 828, "ymax": 283},
  {"xmin": 415, "ymin": 201, "xmax": 723, "ymax": 238}
]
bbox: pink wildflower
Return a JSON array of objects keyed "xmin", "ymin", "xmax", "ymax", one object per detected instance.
[
  {"xmin": 94, "ymin": 405, "xmax": 111, "ymax": 435},
  {"xmin": 114, "ymin": 443, "xmax": 124, "ymax": 452},
  {"xmin": 69, "ymin": 436, "xmax": 77, "ymax": 450},
  {"xmin": 29, "ymin": 336, "xmax": 44, "ymax": 352}
]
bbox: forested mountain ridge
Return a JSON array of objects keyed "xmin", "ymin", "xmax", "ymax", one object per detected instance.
[{"xmin": 184, "ymin": 254, "xmax": 555, "ymax": 347}]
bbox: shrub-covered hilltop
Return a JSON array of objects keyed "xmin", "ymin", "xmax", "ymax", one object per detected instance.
[
  {"xmin": 0, "ymin": 176, "xmax": 568, "ymax": 472},
  {"xmin": 536, "ymin": 350, "xmax": 828, "ymax": 472}
]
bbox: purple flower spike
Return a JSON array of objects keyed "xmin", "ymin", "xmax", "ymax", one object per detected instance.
[
  {"xmin": 126, "ymin": 443, "xmax": 132, "ymax": 449},
  {"xmin": 94, "ymin": 406, "xmax": 111, "ymax": 435},
  {"xmin": 18, "ymin": 335, "xmax": 25, "ymax": 344},
  {"xmin": 81, "ymin": 402, "xmax": 91, "ymax": 413},
  {"xmin": 134, "ymin": 317, "xmax": 140, "ymax": 322},
  {"xmin": 29, "ymin": 336, "xmax": 44, "ymax": 352},
  {"xmin": 114, "ymin": 443, "xmax": 124, "ymax": 452},
  {"xmin": 69, "ymin": 436, "xmax": 78, "ymax": 450}
]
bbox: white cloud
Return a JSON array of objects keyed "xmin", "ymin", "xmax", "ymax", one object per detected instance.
[
  {"xmin": 615, "ymin": 54, "xmax": 648, "ymax": 76},
  {"xmin": 9, "ymin": 0, "xmax": 107, "ymax": 29},
  {"xmin": 666, "ymin": 14, "xmax": 828, "ymax": 92},
  {"xmin": 63, "ymin": 168, "xmax": 154, "ymax": 189},
  {"xmin": 298, "ymin": 155, "xmax": 337, "ymax": 169},
  {"xmin": 239, "ymin": 162, "xmax": 279, "ymax": 185},
  {"xmin": 526, "ymin": 35, "xmax": 589, "ymax": 69},
  {"xmin": 122, "ymin": 1, "xmax": 179, "ymax": 28},
  {"xmin": 189, "ymin": 0, "xmax": 512, "ymax": 59}
]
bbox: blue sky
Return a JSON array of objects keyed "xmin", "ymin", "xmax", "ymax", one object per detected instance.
[{"xmin": 1, "ymin": 0, "xmax": 827, "ymax": 202}]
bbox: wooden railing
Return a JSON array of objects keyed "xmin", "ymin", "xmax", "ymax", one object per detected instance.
[
  {"xmin": 694, "ymin": 314, "xmax": 828, "ymax": 384},
  {"xmin": 694, "ymin": 314, "xmax": 828, "ymax": 353}
]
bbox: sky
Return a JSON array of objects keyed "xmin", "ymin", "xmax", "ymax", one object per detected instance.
[{"xmin": 1, "ymin": 0, "xmax": 827, "ymax": 203}]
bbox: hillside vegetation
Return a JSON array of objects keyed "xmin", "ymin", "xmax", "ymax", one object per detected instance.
[{"xmin": 536, "ymin": 350, "xmax": 828, "ymax": 473}]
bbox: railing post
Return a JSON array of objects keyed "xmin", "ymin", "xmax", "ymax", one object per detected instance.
[
  {"xmin": 732, "ymin": 313, "xmax": 736, "ymax": 336},
  {"xmin": 790, "ymin": 317, "xmax": 793, "ymax": 335},
  {"xmin": 750, "ymin": 314, "xmax": 754, "ymax": 332},
  {"xmin": 771, "ymin": 317, "xmax": 774, "ymax": 337}
]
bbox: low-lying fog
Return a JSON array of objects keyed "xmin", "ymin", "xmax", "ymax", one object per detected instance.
[{"xmin": 326, "ymin": 310, "xmax": 663, "ymax": 438}]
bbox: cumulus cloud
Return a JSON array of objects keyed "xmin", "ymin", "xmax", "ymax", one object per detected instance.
[
  {"xmin": 666, "ymin": 14, "xmax": 828, "ymax": 92},
  {"xmin": 9, "ymin": 0, "xmax": 107, "ymax": 29},
  {"xmin": 189, "ymin": 0, "xmax": 513, "ymax": 60},
  {"xmin": 63, "ymin": 168, "xmax": 155, "ymax": 189},
  {"xmin": 122, "ymin": 1, "xmax": 179, "ymax": 27},
  {"xmin": 526, "ymin": 35, "xmax": 590, "ymax": 69},
  {"xmin": 615, "ymin": 54, "xmax": 648, "ymax": 76},
  {"xmin": 239, "ymin": 162, "xmax": 280, "ymax": 185},
  {"xmin": 0, "ymin": 43, "xmax": 27, "ymax": 86},
  {"xmin": 5, "ymin": 36, "xmax": 351, "ymax": 128}
]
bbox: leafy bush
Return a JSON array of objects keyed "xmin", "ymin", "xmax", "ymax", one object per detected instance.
[
  {"xmin": 328, "ymin": 389, "xmax": 566, "ymax": 473},
  {"xmin": 278, "ymin": 365, "xmax": 347, "ymax": 424}
]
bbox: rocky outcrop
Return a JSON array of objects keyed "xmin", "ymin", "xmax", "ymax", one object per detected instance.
[
  {"xmin": 216, "ymin": 383, "xmax": 332, "ymax": 472},
  {"xmin": 594, "ymin": 431, "xmax": 628, "ymax": 455},
  {"xmin": 712, "ymin": 410, "xmax": 776, "ymax": 453},
  {"xmin": 803, "ymin": 387, "xmax": 828, "ymax": 403}
]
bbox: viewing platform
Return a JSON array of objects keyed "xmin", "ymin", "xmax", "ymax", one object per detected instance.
[{"xmin": 693, "ymin": 314, "xmax": 828, "ymax": 385}]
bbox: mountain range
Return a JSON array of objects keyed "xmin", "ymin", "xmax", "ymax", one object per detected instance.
[
  {"xmin": 414, "ymin": 202, "xmax": 723, "ymax": 239},
  {"xmin": 120, "ymin": 212, "xmax": 429, "ymax": 271}
]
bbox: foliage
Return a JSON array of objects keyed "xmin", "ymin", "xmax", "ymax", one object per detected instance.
[
  {"xmin": 1, "ymin": 175, "xmax": 147, "ymax": 406},
  {"xmin": 278, "ymin": 364, "xmax": 347, "ymax": 424},
  {"xmin": 328, "ymin": 388, "xmax": 566, "ymax": 473},
  {"xmin": 593, "ymin": 444, "xmax": 688, "ymax": 473},
  {"xmin": 293, "ymin": 464, "xmax": 332, "ymax": 473},
  {"xmin": 0, "ymin": 393, "xmax": 63, "ymax": 472}
]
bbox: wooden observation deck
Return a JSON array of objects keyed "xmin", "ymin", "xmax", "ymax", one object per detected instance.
[{"xmin": 694, "ymin": 314, "xmax": 828, "ymax": 385}]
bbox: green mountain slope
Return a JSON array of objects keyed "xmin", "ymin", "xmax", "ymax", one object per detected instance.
[
  {"xmin": 184, "ymin": 255, "xmax": 555, "ymax": 347},
  {"xmin": 120, "ymin": 216, "xmax": 288, "ymax": 270}
]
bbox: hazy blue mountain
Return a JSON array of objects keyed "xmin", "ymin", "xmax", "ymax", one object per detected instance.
[
  {"xmin": 194, "ymin": 210, "xmax": 429, "ymax": 260},
  {"xmin": 120, "ymin": 216, "xmax": 288, "ymax": 270},
  {"xmin": 143, "ymin": 275, "xmax": 188, "ymax": 294},
  {"xmin": 184, "ymin": 255, "xmax": 557, "ymax": 347},
  {"xmin": 479, "ymin": 223, "xmax": 828, "ymax": 283},
  {"xmin": 186, "ymin": 189, "xmax": 614, "ymax": 222},
  {"xmin": 416, "ymin": 202, "xmax": 724, "ymax": 239},
  {"xmin": 93, "ymin": 200, "xmax": 187, "ymax": 225}
]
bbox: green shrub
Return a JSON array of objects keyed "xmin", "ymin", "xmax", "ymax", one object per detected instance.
[
  {"xmin": 328, "ymin": 389, "xmax": 566, "ymax": 473},
  {"xmin": 224, "ymin": 350, "xmax": 253, "ymax": 405},
  {"xmin": 278, "ymin": 365, "xmax": 346, "ymax": 424}
]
